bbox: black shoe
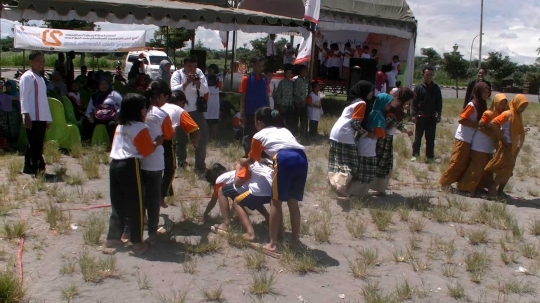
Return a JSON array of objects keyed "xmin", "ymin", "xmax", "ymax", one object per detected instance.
[{"xmin": 22, "ymin": 167, "xmax": 36, "ymax": 175}]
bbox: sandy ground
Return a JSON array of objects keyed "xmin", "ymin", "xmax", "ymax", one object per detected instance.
[{"xmin": 2, "ymin": 99, "xmax": 540, "ymax": 303}]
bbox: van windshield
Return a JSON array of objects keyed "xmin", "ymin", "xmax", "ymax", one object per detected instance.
[{"xmin": 149, "ymin": 56, "xmax": 171, "ymax": 65}]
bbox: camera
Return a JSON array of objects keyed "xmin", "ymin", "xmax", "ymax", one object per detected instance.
[{"xmin": 188, "ymin": 74, "xmax": 200, "ymax": 81}]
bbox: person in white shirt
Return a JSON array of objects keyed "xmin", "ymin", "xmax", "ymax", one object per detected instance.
[
  {"xmin": 306, "ymin": 81, "xmax": 323, "ymax": 137},
  {"xmin": 20, "ymin": 51, "xmax": 52, "ymax": 175},
  {"xmin": 266, "ymin": 34, "xmax": 277, "ymax": 72},
  {"xmin": 170, "ymin": 56, "xmax": 209, "ymax": 173},
  {"xmin": 283, "ymin": 43, "xmax": 296, "ymax": 67},
  {"xmin": 205, "ymin": 74, "xmax": 220, "ymax": 141},
  {"xmin": 265, "ymin": 71, "xmax": 276, "ymax": 109},
  {"xmin": 385, "ymin": 55, "xmax": 401, "ymax": 89},
  {"xmin": 360, "ymin": 45, "xmax": 371, "ymax": 59}
]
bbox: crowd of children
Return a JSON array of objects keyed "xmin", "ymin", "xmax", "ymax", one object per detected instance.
[{"xmin": 439, "ymin": 82, "xmax": 529, "ymax": 197}]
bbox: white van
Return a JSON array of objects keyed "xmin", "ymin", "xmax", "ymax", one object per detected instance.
[{"xmin": 125, "ymin": 49, "xmax": 175, "ymax": 80}]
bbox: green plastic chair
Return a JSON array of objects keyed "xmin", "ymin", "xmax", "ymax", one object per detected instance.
[
  {"xmin": 398, "ymin": 62, "xmax": 407, "ymax": 75},
  {"xmin": 45, "ymin": 98, "xmax": 81, "ymax": 150},
  {"xmin": 47, "ymin": 90, "xmax": 58, "ymax": 99},
  {"xmin": 91, "ymin": 124, "xmax": 110, "ymax": 148},
  {"xmin": 59, "ymin": 94, "xmax": 83, "ymax": 133}
]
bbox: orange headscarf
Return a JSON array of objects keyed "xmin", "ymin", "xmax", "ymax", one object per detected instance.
[
  {"xmin": 484, "ymin": 93, "xmax": 507, "ymax": 120},
  {"xmin": 507, "ymin": 94, "xmax": 528, "ymax": 155}
]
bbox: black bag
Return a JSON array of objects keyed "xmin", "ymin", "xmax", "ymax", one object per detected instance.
[{"xmin": 196, "ymin": 89, "xmax": 207, "ymax": 113}]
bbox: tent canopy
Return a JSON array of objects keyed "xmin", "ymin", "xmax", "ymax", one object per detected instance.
[{"xmin": 1, "ymin": 0, "xmax": 311, "ymax": 35}]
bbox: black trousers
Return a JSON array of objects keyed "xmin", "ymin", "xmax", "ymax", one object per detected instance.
[
  {"xmin": 328, "ymin": 67, "xmax": 340, "ymax": 80},
  {"xmin": 142, "ymin": 170, "xmax": 163, "ymax": 237},
  {"xmin": 242, "ymin": 113, "xmax": 256, "ymax": 157},
  {"xmin": 308, "ymin": 120, "xmax": 319, "ymax": 137},
  {"xmin": 108, "ymin": 158, "xmax": 144, "ymax": 244},
  {"xmin": 24, "ymin": 121, "xmax": 47, "ymax": 174},
  {"xmin": 82, "ymin": 119, "xmax": 117, "ymax": 143},
  {"xmin": 295, "ymin": 106, "xmax": 308, "ymax": 137},
  {"xmin": 266, "ymin": 56, "xmax": 276, "ymax": 72},
  {"xmin": 412, "ymin": 116, "xmax": 437, "ymax": 159},
  {"xmin": 161, "ymin": 140, "xmax": 176, "ymax": 198}
]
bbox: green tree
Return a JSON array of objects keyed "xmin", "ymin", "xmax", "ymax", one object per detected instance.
[
  {"xmin": 44, "ymin": 20, "xmax": 95, "ymax": 30},
  {"xmin": 442, "ymin": 45, "xmax": 468, "ymax": 98},
  {"xmin": 148, "ymin": 27, "xmax": 193, "ymax": 64},
  {"xmin": 483, "ymin": 52, "xmax": 517, "ymax": 89},
  {"xmin": 0, "ymin": 37, "xmax": 14, "ymax": 52},
  {"xmin": 420, "ymin": 47, "xmax": 442, "ymax": 67},
  {"xmin": 243, "ymin": 37, "xmax": 287, "ymax": 68}
]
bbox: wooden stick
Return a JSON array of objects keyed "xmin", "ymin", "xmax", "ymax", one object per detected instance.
[{"xmin": 248, "ymin": 242, "xmax": 281, "ymax": 259}]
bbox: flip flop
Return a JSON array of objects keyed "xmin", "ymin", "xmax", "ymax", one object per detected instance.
[
  {"xmin": 249, "ymin": 243, "xmax": 281, "ymax": 259},
  {"xmin": 210, "ymin": 224, "xmax": 228, "ymax": 235}
]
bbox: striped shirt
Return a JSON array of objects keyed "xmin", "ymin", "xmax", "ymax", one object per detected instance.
[{"xmin": 20, "ymin": 71, "xmax": 52, "ymax": 122}]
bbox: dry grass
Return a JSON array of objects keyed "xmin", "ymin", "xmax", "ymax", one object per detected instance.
[
  {"xmin": 45, "ymin": 202, "xmax": 71, "ymax": 233},
  {"xmin": 182, "ymin": 254, "xmax": 198, "ymax": 274},
  {"xmin": 3, "ymin": 219, "xmax": 28, "ymax": 240},
  {"xmin": 467, "ymin": 228, "xmax": 489, "ymax": 245},
  {"xmin": 201, "ymin": 285, "xmax": 225, "ymax": 302},
  {"xmin": 185, "ymin": 238, "xmax": 222, "ymax": 255},
  {"xmin": 249, "ymin": 270, "xmax": 278, "ymax": 296},
  {"xmin": 464, "ymin": 250, "xmax": 491, "ymax": 283},
  {"xmin": 0, "ymin": 269, "xmax": 26, "ymax": 302},
  {"xmin": 280, "ymin": 244, "xmax": 322, "ymax": 275},
  {"xmin": 244, "ymin": 251, "xmax": 267, "ymax": 271},
  {"xmin": 408, "ymin": 217, "xmax": 426, "ymax": 233},
  {"xmin": 447, "ymin": 281, "xmax": 467, "ymax": 300},
  {"xmin": 369, "ymin": 208, "xmax": 393, "ymax": 231},
  {"xmin": 61, "ymin": 283, "xmax": 79, "ymax": 302},
  {"xmin": 346, "ymin": 215, "xmax": 367, "ymax": 238},
  {"xmin": 82, "ymin": 213, "xmax": 107, "ymax": 245},
  {"xmin": 78, "ymin": 251, "xmax": 120, "ymax": 283},
  {"xmin": 153, "ymin": 288, "xmax": 188, "ymax": 303}
]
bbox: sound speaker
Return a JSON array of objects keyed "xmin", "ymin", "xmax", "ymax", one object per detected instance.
[
  {"xmin": 347, "ymin": 67, "xmax": 363, "ymax": 98},
  {"xmin": 189, "ymin": 50, "xmax": 207, "ymax": 74}
]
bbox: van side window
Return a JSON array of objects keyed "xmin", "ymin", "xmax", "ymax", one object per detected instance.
[{"xmin": 127, "ymin": 55, "xmax": 139, "ymax": 63}]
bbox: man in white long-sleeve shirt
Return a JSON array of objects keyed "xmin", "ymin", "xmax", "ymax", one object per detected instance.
[
  {"xmin": 170, "ymin": 56, "xmax": 209, "ymax": 173},
  {"xmin": 20, "ymin": 51, "xmax": 52, "ymax": 175}
]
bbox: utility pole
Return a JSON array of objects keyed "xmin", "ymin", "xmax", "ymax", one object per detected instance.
[{"xmin": 478, "ymin": 0, "xmax": 483, "ymax": 68}]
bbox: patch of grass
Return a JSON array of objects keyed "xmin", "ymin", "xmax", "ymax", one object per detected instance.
[
  {"xmin": 521, "ymin": 243, "xmax": 540, "ymax": 259},
  {"xmin": 0, "ymin": 269, "xmax": 25, "ymax": 302},
  {"xmin": 442, "ymin": 264, "xmax": 457, "ymax": 277},
  {"xmin": 179, "ymin": 196, "xmax": 201, "ymax": 222},
  {"xmin": 467, "ymin": 228, "xmax": 489, "ymax": 245},
  {"xmin": 394, "ymin": 279, "xmax": 414, "ymax": 301},
  {"xmin": 346, "ymin": 216, "xmax": 367, "ymax": 239},
  {"xmin": 43, "ymin": 141, "xmax": 62, "ymax": 164},
  {"xmin": 225, "ymin": 229, "xmax": 250, "ymax": 249},
  {"xmin": 498, "ymin": 279, "xmax": 536, "ymax": 295},
  {"xmin": 390, "ymin": 247, "xmax": 410, "ymax": 263},
  {"xmin": 411, "ymin": 255, "xmax": 431, "ymax": 273},
  {"xmin": 78, "ymin": 251, "xmax": 100, "ymax": 283},
  {"xmin": 60, "ymin": 258, "xmax": 77, "ymax": 275},
  {"xmin": 500, "ymin": 251, "xmax": 519, "ymax": 266},
  {"xmin": 361, "ymin": 281, "xmax": 395, "ymax": 303},
  {"xmin": 511, "ymin": 220, "xmax": 525, "ymax": 241},
  {"xmin": 312, "ymin": 217, "xmax": 332, "ymax": 243},
  {"xmin": 201, "ymin": 285, "xmax": 225, "ymax": 302},
  {"xmin": 45, "ymin": 202, "xmax": 71, "ymax": 233},
  {"xmin": 530, "ymin": 216, "xmax": 540, "ymax": 236},
  {"xmin": 3, "ymin": 219, "xmax": 28, "ymax": 240},
  {"xmin": 476, "ymin": 202, "xmax": 514, "ymax": 230},
  {"xmin": 64, "ymin": 174, "xmax": 84, "ymax": 186},
  {"xmin": 82, "ymin": 213, "xmax": 106, "ymax": 245},
  {"xmin": 136, "ymin": 269, "xmax": 152, "ymax": 290},
  {"xmin": 408, "ymin": 217, "xmax": 426, "ymax": 233},
  {"xmin": 97, "ymin": 255, "xmax": 120, "ymax": 279},
  {"xmin": 249, "ymin": 270, "xmax": 277, "ymax": 296},
  {"xmin": 244, "ymin": 251, "xmax": 267, "ymax": 271},
  {"xmin": 406, "ymin": 193, "xmax": 431, "ymax": 211},
  {"xmin": 154, "ymin": 287, "xmax": 188, "ymax": 303},
  {"xmin": 447, "ymin": 281, "xmax": 467, "ymax": 300},
  {"xmin": 280, "ymin": 244, "xmax": 322, "ymax": 275},
  {"xmin": 6, "ymin": 158, "xmax": 23, "ymax": 182},
  {"xmin": 0, "ymin": 197, "xmax": 14, "ymax": 217},
  {"xmin": 464, "ymin": 250, "xmax": 490, "ymax": 283},
  {"xmin": 80, "ymin": 154, "xmax": 100, "ymax": 179},
  {"xmin": 397, "ymin": 207, "xmax": 410, "ymax": 222},
  {"xmin": 185, "ymin": 238, "xmax": 222, "ymax": 255},
  {"xmin": 69, "ymin": 144, "xmax": 84, "ymax": 158},
  {"xmin": 182, "ymin": 254, "xmax": 197, "ymax": 274},
  {"xmin": 369, "ymin": 208, "xmax": 393, "ymax": 231},
  {"xmin": 61, "ymin": 283, "xmax": 79, "ymax": 302}
]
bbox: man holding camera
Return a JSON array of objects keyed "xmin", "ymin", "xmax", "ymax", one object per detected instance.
[{"xmin": 171, "ymin": 56, "xmax": 209, "ymax": 174}]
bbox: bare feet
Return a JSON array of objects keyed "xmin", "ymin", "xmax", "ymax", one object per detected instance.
[
  {"xmin": 242, "ymin": 233, "xmax": 255, "ymax": 242},
  {"xmin": 121, "ymin": 232, "xmax": 130, "ymax": 243},
  {"xmin": 211, "ymin": 224, "xmax": 228, "ymax": 234},
  {"xmin": 262, "ymin": 242, "xmax": 278, "ymax": 252}
]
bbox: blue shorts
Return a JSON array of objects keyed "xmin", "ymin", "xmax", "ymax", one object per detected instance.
[
  {"xmin": 235, "ymin": 192, "xmax": 271, "ymax": 210},
  {"xmin": 273, "ymin": 149, "xmax": 308, "ymax": 202},
  {"xmin": 221, "ymin": 183, "xmax": 241, "ymax": 200}
]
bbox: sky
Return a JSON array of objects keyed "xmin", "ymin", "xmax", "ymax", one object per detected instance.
[{"xmin": 1, "ymin": 0, "xmax": 539, "ymax": 64}]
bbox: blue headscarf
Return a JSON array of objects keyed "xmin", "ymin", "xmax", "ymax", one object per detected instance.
[
  {"xmin": 367, "ymin": 93, "xmax": 394, "ymax": 131},
  {"xmin": 5, "ymin": 80, "xmax": 19, "ymax": 97}
]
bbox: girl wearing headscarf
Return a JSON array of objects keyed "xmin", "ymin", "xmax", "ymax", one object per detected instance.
[
  {"xmin": 5, "ymin": 80, "xmax": 21, "ymax": 142},
  {"xmin": 485, "ymin": 94, "xmax": 528, "ymax": 196},
  {"xmin": 370, "ymin": 88, "xmax": 415, "ymax": 195},
  {"xmin": 374, "ymin": 71, "xmax": 387, "ymax": 96},
  {"xmin": 457, "ymin": 94, "xmax": 508, "ymax": 195},
  {"xmin": 328, "ymin": 80, "xmax": 373, "ymax": 196},
  {"xmin": 82, "ymin": 78, "xmax": 123, "ymax": 142},
  {"xmin": 439, "ymin": 82, "xmax": 490, "ymax": 190},
  {"xmin": 155, "ymin": 60, "xmax": 172, "ymax": 85},
  {"xmin": 349, "ymin": 93, "xmax": 394, "ymax": 197}
]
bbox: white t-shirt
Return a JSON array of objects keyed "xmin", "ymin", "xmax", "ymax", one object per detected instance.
[
  {"xmin": 204, "ymin": 86, "xmax": 220, "ymax": 120},
  {"xmin": 140, "ymin": 106, "xmax": 168, "ymax": 171},
  {"xmin": 170, "ymin": 68, "xmax": 209, "ymax": 113},
  {"xmin": 361, "ymin": 53, "xmax": 371, "ymax": 59},
  {"xmin": 216, "ymin": 171, "xmax": 236, "ymax": 186},
  {"xmin": 267, "ymin": 39, "xmax": 276, "ymax": 57},
  {"xmin": 268, "ymin": 81, "xmax": 276, "ymax": 109},
  {"xmin": 307, "ymin": 92, "xmax": 323, "ymax": 121},
  {"xmin": 454, "ymin": 102, "xmax": 478, "ymax": 143},
  {"xmin": 251, "ymin": 127, "xmax": 305, "ymax": 159},
  {"xmin": 319, "ymin": 49, "xmax": 327, "ymax": 62},
  {"xmin": 19, "ymin": 71, "xmax": 52, "ymax": 122},
  {"xmin": 387, "ymin": 75, "xmax": 397, "ymax": 88},
  {"xmin": 471, "ymin": 127, "xmax": 495, "ymax": 154},
  {"xmin": 110, "ymin": 122, "xmax": 151, "ymax": 160},
  {"xmin": 343, "ymin": 49, "xmax": 353, "ymax": 67},
  {"xmin": 357, "ymin": 137, "xmax": 377, "ymax": 157},
  {"xmin": 332, "ymin": 51, "xmax": 343, "ymax": 68},
  {"xmin": 330, "ymin": 100, "xmax": 366, "ymax": 144},
  {"xmin": 161, "ymin": 103, "xmax": 182, "ymax": 128},
  {"xmin": 238, "ymin": 162, "xmax": 274, "ymax": 197},
  {"xmin": 68, "ymin": 92, "xmax": 81, "ymax": 106}
]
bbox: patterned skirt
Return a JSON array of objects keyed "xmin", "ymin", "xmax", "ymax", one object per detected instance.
[
  {"xmin": 357, "ymin": 155, "xmax": 378, "ymax": 184},
  {"xmin": 375, "ymin": 135, "xmax": 394, "ymax": 178},
  {"xmin": 328, "ymin": 140, "xmax": 359, "ymax": 176}
]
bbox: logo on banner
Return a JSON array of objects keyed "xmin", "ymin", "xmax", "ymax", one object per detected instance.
[{"xmin": 42, "ymin": 30, "xmax": 63, "ymax": 48}]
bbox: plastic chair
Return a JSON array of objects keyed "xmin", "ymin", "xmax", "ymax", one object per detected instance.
[
  {"xmin": 59, "ymin": 94, "xmax": 83, "ymax": 133},
  {"xmin": 47, "ymin": 90, "xmax": 58, "ymax": 99},
  {"xmin": 399, "ymin": 62, "xmax": 407, "ymax": 75},
  {"xmin": 91, "ymin": 124, "xmax": 110, "ymax": 148},
  {"xmin": 45, "ymin": 98, "xmax": 81, "ymax": 150}
]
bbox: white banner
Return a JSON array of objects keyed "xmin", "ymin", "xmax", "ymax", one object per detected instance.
[
  {"xmin": 13, "ymin": 26, "xmax": 146, "ymax": 53},
  {"xmin": 304, "ymin": 0, "xmax": 321, "ymax": 24},
  {"xmin": 294, "ymin": 33, "xmax": 312, "ymax": 65},
  {"xmin": 219, "ymin": 31, "xmax": 228, "ymax": 48}
]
